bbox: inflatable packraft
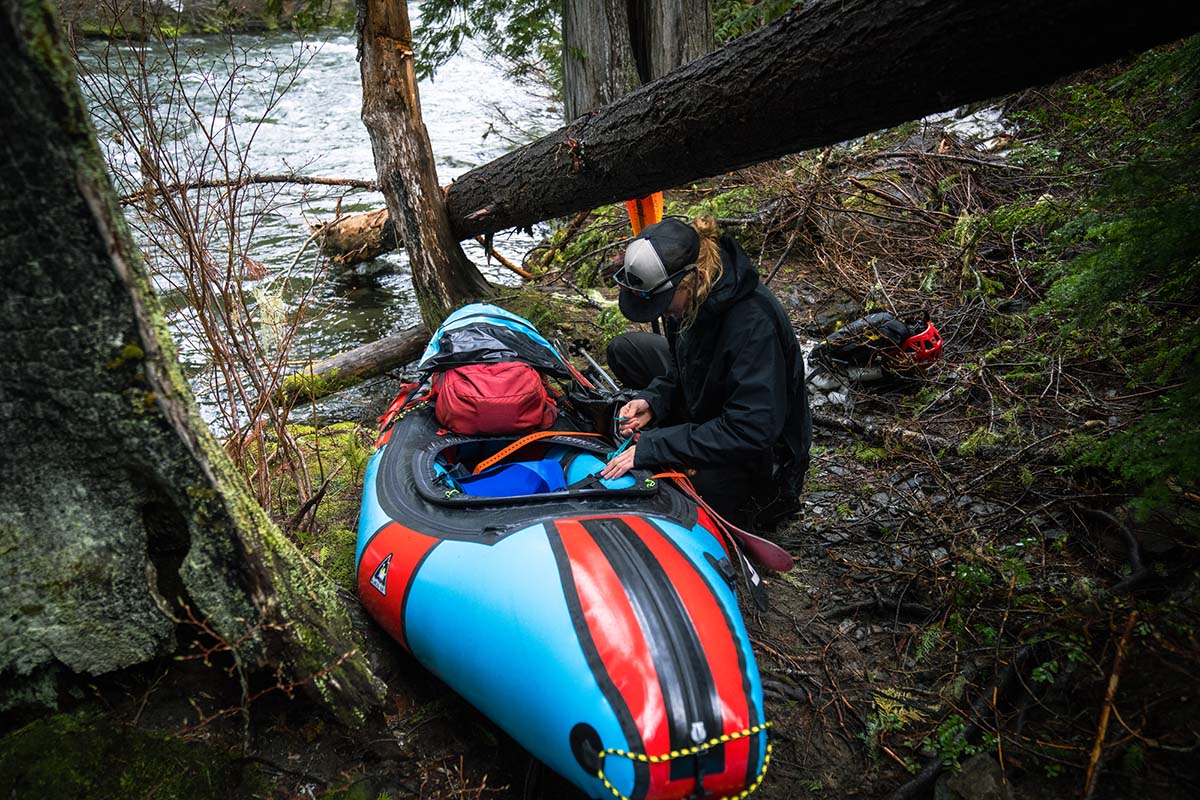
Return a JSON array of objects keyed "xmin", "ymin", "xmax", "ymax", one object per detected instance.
[{"xmin": 356, "ymin": 305, "xmax": 773, "ymax": 800}]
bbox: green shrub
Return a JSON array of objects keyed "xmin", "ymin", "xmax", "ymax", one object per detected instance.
[{"xmin": 1034, "ymin": 37, "xmax": 1200, "ymax": 515}]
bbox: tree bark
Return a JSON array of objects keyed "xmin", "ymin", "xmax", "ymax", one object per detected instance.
[
  {"xmin": 562, "ymin": 0, "xmax": 641, "ymax": 122},
  {"xmin": 563, "ymin": 0, "xmax": 712, "ymax": 122},
  {"xmin": 445, "ymin": 0, "xmax": 1200, "ymax": 240},
  {"xmin": 0, "ymin": 0, "xmax": 383, "ymax": 720},
  {"xmin": 357, "ymin": 0, "xmax": 491, "ymax": 330},
  {"xmin": 633, "ymin": 0, "xmax": 712, "ymax": 84}
]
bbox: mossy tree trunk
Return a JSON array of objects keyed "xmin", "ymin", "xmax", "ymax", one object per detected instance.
[
  {"xmin": 357, "ymin": 0, "xmax": 492, "ymax": 330},
  {"xmin": 447, "ymin": 0, "xmax": 1200, "ymax": 239},
  {"xmin": 0, "ymin": 0, "xmax": 384, "ymax": 721}
]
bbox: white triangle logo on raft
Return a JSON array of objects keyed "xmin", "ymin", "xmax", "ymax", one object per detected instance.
[{"xmin": 370, "ymin": 554, "xmax": 392, "ymax": 596}]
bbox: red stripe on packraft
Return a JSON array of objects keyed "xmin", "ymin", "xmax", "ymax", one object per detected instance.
[
  {"xmin": 357, "ymin": 521, "xmax": 438, "ymax": 652},
  {"xmin": 556, "ymin": 518, "xmax": 675, "ymax": 796},
  {"xmin": 624, "ymin": 516, "xmax": 754, "ymax": 798}
]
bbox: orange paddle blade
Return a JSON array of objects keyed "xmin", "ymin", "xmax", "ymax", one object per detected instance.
[{"xmin": 625, "ymin": 191, "xmax": 664, "ymax": 235}]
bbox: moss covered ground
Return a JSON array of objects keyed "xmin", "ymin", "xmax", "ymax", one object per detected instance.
[{"xmin": 0, "ymin": 714, "xmax": 260, "ymax": 799}]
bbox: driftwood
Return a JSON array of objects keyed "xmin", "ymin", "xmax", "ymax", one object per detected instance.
[
  {"xmin": 281, "ymin": 325, "xmax": 428, "ymax": 402},
  {"xmin": 442, "ymin": 0, "xmax": 1200, "ymax": 239},
  {"xmin": 313, "ymin": 207, "xmax": 398, "ymax": 266}
]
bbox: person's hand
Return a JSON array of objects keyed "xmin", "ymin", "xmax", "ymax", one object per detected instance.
[
  {"xmin": 617, "ymin": 399, "xmax": 653, "ymax": 437},
  {"xmin": 601, "ymin": 446, "xmax": 637, "ymax": 480}
]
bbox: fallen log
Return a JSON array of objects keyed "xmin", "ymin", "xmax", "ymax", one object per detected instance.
[
  {"xmin": 442, "ymin": 0, "xmax": 1200, "ymax": 239},
  {"xmin": 281, "ymin": 325, "xmax": 428, "ymax": 402}
]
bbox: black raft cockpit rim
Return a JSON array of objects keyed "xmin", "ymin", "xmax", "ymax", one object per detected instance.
[{"xmin": 412, "ymin": 432, "xmax": 660, "ymax": 507}]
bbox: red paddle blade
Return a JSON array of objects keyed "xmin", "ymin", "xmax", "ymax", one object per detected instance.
[{"xmin": 729, "ymin": 527, "xmax": 794, "ymax": 573}]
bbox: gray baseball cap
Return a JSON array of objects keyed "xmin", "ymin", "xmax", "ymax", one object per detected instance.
[{"xmin": 614, "ymin": 218, "xmax": 700, "ymax": 322}]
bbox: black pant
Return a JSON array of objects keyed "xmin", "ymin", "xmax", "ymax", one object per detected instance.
[
  {"xmin": 606, "ymin": 332, "xmax": 781, "ymax": 529},
  {"xmin": 605, "ymin": 331, "xmax": 672, "ymax": 392}
]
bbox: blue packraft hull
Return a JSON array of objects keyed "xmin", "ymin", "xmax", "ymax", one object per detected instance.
[{"xmin": 356, "ymin": 399, "xmax": 771, "ymax": 800}]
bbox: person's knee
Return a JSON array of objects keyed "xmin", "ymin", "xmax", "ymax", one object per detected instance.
[
  {"xmin": 605, "ymin": 333, "xmax": 637, "ymax": 368},
  {"xmin": 606, "ymin": 332, "xmax": 668, "ymax": 390}
]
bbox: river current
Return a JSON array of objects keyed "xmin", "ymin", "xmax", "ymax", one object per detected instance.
[{"xmin": 77, "ymin": 21, "xmax": 560, "ymax": 421}]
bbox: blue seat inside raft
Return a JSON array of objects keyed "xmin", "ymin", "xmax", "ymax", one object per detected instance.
[
  {"xmin": 436, "ymin": 450, "xmax": 637, "ymax": 498},
  {"xmin": 456, "ymin": 459, "xmax": 566, "ymax": 497},
  {"xmin": 562, "ymin": 452, "xmax": 636, "ymax": 490}
]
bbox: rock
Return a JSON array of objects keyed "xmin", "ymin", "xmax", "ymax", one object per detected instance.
[
  {"xmin": 870, "ymin": 492, "xmax": 893, "ymax": 507},
  {"xmin": 813, "ymin": 296, "xmax": 862, "ymax": 333},
  {"xmin": 934, "ymin": 754, "xmax": 1014, "ymax": 800}
]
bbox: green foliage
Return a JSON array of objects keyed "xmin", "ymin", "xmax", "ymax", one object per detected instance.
[
  {"xmin": 914, "ymin": 626, "xmax": 942, "ymax": 663},
  {"xmin": 596, "ymin": 305, "xmax": 628, "ymax": 348},
  {"xmin": 919, "ymin": 714, "xmax": 994, "ymax": 772},
  {"xmin": 957, "ymin": 427, "xmax": 1003, "ymax": 457},
  {"xmin": 852, "ymin": 442, "xmax": 891, "ymax": 464},
  {"xmin": 292, "ymin": 0, "xmax": 357, "ymax": 31},
  {"xmin": 1031, "ymin": 659, "xmax": 1059, "ymax": 684},
  {"xmin": 1032, "ymin": 36, "xmax": 1200, "ymax": 514},
  {"xmin": 862, "ymin": 688, "xmax": 927, "ymax": 764},
  {"xmin": 954, "ymin": 561, "xmax": 994, "ymax": 596},
  {"xmin": 713, "ymin": 0, "xmax": 797, "ymax": 45},
  {"xmin": 536, "ymin": 206, "xmax": 625, "ymax": 285},
  {"xmin": 413, "ymin": 0, "xmax": 561, "ymax": 89},
  {"xmin": 668, "ymin": 185, "xmax": 765, "ymax": 221},
  {"xmin": 317, "ymin": 528, "xmax": 358, "ymax": 594},
  {"xmin": 1031, "ymin": 630, "xmax": 1090, "ymax": 685}
]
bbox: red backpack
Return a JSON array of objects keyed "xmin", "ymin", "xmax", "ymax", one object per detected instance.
[{"xmin": 433, "ymin": 361, "xmax": 557, "ymax": 435}]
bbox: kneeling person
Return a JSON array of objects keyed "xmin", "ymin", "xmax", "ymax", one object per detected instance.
[{"xmin": 601, "ymin": 216, "xmax": 811, "ymax": 529}]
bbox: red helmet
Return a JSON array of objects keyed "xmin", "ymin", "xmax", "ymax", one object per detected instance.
[{"xmin": 902, "ymin": 321, "xmax": 943, "ymax": 364}]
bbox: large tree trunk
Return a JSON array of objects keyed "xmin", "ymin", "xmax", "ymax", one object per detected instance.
[
  {"xmin": 357, "ymin": 0, "xmax": 492, "ymax": 330},
  {"xmin": 0, "ymin": 0, "xmax": 383, "ymax": 720},
  {"xmin": 633, "ymin": 0, "xmax": 713, "ymax": 85},
  {"xmin": 561, "ymin": 0, "xmax": 641, "ymax": 122},
  {"xmin": 446, "ymin": 0, "xmax": 1200, "ymax": 239},
  {"xmin": 562, "ymin": 0, "xmax": 712, "ymax": 122}
]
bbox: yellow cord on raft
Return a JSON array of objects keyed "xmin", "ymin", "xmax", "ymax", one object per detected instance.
[{"xmin": 595, "ymin": 722, "xmax": 773, "ymax": 800}]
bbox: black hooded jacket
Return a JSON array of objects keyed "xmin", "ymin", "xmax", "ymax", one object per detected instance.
[{"xmin": 632, "ymin": 235, "xmax": 811, "ymax": 479}]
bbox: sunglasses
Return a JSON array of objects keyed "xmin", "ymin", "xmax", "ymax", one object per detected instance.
[{"xmin": 613, "ymin": 265, "xmax": 696, "ymax": 300}]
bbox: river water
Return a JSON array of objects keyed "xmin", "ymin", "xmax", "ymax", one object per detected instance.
[{"xmin": 77, "ymin": 20, "xmax": 560, "ymax": 421}]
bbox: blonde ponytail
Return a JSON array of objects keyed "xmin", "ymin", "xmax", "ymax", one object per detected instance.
[{"xmin": 680, "ymin": 215, "xmax": 723, "ymax": 327}]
